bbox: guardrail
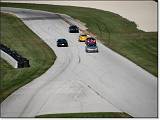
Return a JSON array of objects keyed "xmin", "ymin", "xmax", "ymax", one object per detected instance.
[{"xmin": 0, "ymin": 44, "xmax": 30, "ymax": 68}]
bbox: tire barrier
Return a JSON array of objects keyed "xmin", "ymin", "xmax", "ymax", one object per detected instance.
[{"xmin": 0, "ymin": 44, "xmax": 30, "ymax": 68}]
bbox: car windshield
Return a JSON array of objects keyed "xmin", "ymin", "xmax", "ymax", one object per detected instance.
[
  {"xmin": 58, "ymin": 39, "xmax": 66, "ymax": 42},
  {"xmin": 70, "ymin": 25, "xmax": 77, "ymax": 28},
  {"xmin": 87, "ymin": 38, "xmax": 95, "ymax": 40},
  {"xmin": 88, "ymin": 44, "xmax": 96, "ymax": 47}
]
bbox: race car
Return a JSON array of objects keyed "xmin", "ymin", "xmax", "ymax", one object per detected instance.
[
  {"xmin": 79, "ymin": 34, "xmax": 88, "ymax": 42},
  {"xmin": 57, "ymin": 39, "xmax": 68, "ymax": 47},
  {"xmin": 85, "ymin": 44, "xmax": 98, "ymax": 53},
  {"xmin": 85, "ymin": 37, "xmax": 96, "ymax": 45},
  {"xmin": 69, "ymin": 25, "xmax": 79, "ymax": 33}
]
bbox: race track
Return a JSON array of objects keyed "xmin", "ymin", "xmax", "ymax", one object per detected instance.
[{"xmin": 1, "ymin": 7, "xmax": 157, "ymax": 117}]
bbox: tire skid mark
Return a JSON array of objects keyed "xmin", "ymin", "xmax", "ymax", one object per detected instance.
[
  {"xmin": 78, "ymin": 56, "xmax": 81, "ymax": 63},
  {"xmin": 35, "ymin": 55, "xmax": 78, "ymax": 116},
  {"xmin": 19, "ymin": 54, "xmax": 71, "ymax": 117},
  {"xmin": 86, "ymin": 84, "xmax": 124, "ymax": 113},
  {"xmin": 70, "ymin": 65, "xmax": 123, "ymax": 113},
  {"xmin": 18, "ymin": 14, "xmax": 75, "ymax": 117},
  {"xmin": 35, "ymin": 35, "xmax": 81, "ymax": 116}
]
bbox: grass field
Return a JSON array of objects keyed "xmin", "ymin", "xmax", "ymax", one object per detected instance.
[
  {"xmin": 0, "ymin": 13, "xmax": 56, "ymax": 102},
  {"xmin": 1, "ymin": 2, "xmax": 157, "ymax": 76},
  {"xmin": 36, "ymin": 112, "xmax": 133, "ymax": 118}
]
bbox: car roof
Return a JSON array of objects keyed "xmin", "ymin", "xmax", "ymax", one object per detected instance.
[
  {"xmin": 87, "ymin": 44, "xmax": 97, "ymax": 47},
  {"xmin": 70, "ymin": 25, "xmax": 78, "ymax": 27},
  {"xmin": 57, "ymin": 38, "xmax": 67, "ymax": 41},
  {"xmin": 87, "ymin": 37, "xmax": 95, "ymax": 39},
  {"xmin": 80, "ymin": 34, "xmax": 87, "ymax": 36}
]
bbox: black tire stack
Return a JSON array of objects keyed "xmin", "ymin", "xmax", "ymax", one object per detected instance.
[{"xmin": 0, "ymin": 44, "xmax": 30, "ymax": 68}]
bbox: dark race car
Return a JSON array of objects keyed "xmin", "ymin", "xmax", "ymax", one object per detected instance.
[
  {"xmin": 57, "ymin": 39, "xmax": 68, "ymax": 47},
  {"xmin": 85, "ymin": 37, "xmax": 96, "ymax": 45},
  {"xmin": 69, "ymin": 25, "xmax": 79, "ymax": 33}
]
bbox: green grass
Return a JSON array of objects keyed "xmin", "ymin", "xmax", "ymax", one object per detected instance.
[
  {"xmin": 0, "ymin": 2, "xmax": 157, "ymax": 76},
  {"xmin": 108, "ymin": 32, "xmax": 158, "ymax": 76},
  {"xmin": 0, "ymin": 58, "xmax": 13, "ymax": 70},
  {"xmin": 0, "ymin": 12, "xmax": 56, "ymax": 102},
  {"xmin": 36, "ymin": 112, "xmax": 133, "ymax": 118}
]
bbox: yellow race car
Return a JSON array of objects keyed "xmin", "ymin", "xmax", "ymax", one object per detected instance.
[{"xmin": 79, "ymin": 34, "xmax": 88, "ymax": 42}]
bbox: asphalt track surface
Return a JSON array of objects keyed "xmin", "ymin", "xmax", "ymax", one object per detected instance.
[{"xmin": 1, "ymin": 7, "xmax": 157, "ymax": 117}]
